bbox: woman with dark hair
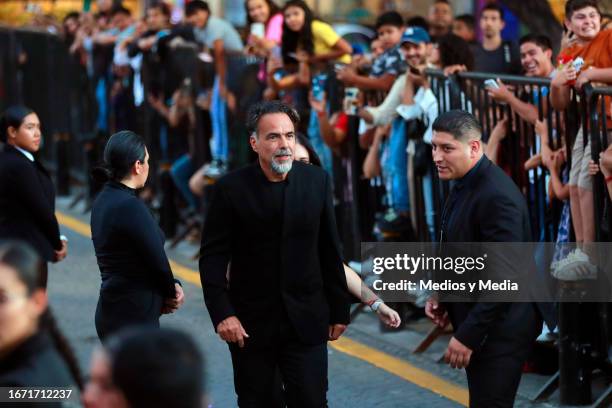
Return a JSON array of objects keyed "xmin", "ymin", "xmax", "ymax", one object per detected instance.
[
  {"xmin": 0, "ymin": 106, "xmax": 68, "ymax": 288},
  {"xmin": 83, "ymin": 327, "xmax": 204, "ymax": 408},
  {"xmin": 281, "ymin": 0, "xmax": 352, "ymax": 66},
  {"xmin": 244, "ymin": 0, "xmax": 283, "ymax": 57},
  {"xmin": 0, "ymin": 241, "xmax": 82, "ymax": 397},
  {"xmin": 437, "ymin": 32, "xmax": 475, "ymax": 71},
  {"xmin": 245, "ymin": 0, "xmax": 284, "ymax": 87},
  {"xmin": 91, "ymin": 130, "xmax": 184, "ymax": 340},
  {"xmin": 293, "ymin": 137, "xmax": 401, "ymax": 328}
]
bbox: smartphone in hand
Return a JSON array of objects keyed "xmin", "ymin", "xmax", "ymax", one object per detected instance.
[{"xmin": 484, "ymin": 79, "xmax": 499, "ymax": 89}]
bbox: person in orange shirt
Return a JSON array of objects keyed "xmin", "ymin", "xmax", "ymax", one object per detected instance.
[{"xmin": 551, "ymin": 0, "xmax": 612, "ymax": 272}]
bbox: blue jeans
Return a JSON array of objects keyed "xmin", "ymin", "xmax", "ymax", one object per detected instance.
[
  {"xmin": 422, "ymin": 168, "xmax": 436, "ymax": 241},
  {"xmin": 382, "ymin": 118, "xmax": 409, "ymax": 212},
  {"xmin": 307, "ymin": 108, "xmax": 334, "ymax": 177},
  {"xmin": 210, "ymin": 77, "xmax": 229, "ymax": 162},
  {"xmin": 170, "ymin": 154, "xmax": 198, "ymax": 210},
  {"xmin": 95, "ymin": 77, "xmax": 108, "ymax": 132}
]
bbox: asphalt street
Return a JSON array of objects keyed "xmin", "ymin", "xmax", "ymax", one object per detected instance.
[{"xmin": 46, "ymin": 197, "xmax": 557, "ymax": 407}]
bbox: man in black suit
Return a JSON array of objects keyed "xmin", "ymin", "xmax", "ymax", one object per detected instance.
[
  {"xmin": 425, "ymin": 110, "xmax": 549, "ymax": 407},
  {"xmin": 199, "ymin": 100, "xmax": 350, "ymax": 407}
]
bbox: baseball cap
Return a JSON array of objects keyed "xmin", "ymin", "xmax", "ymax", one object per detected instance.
[{"xmin": 400, "ymin": 26, "xmax": 431, "ymax": 45}]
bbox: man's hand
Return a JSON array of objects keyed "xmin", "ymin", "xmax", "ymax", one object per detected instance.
[
  {"xmin": 487, "ymin": 79, "xmax": 513, "ymax": 103},
  {"xmin": 328, "ymin": 324, "xmax": 347, "ymax": 341},
  {"xmin": 217, "ymin": 316, "xmax": 249, "ymax": 347},
  {"xmin": 425, "ymin": 297, "xmax": 449, "ymax": 328},
  {"xmin": 54, "ymin": 238, "xmax": 68, "ymax": 263},
  {"xmin": 444, "ymin": 336, "xmax": 473, "ymax": 369}
]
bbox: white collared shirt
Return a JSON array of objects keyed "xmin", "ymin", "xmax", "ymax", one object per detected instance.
[{"xmin": 14, "ymin": 146, "xmax": 34, "ymax": 162}]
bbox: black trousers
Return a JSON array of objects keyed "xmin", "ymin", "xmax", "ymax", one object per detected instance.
[
  {"xmin": 466, "ymin": 350, "xmax": 525, "ymax": 408},
  {"xmin": 460, "ymin": 302, "xmax": 541, "ymax": 407},
  {"xmin": 229, "ymin": 319, "xmax": 328, "ymax": 408},
  {"xmin": 95, "ymin": 289, "xmax": 162, "ymax": 340}
]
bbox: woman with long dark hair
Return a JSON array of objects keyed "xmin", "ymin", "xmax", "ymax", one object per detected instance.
[
  {"xmin": 266, "ymin": 0, "xmax": 352, "ymax": 101},
  {"xmin": 90, "ymin": 130, "xmax": 184, "ymax": 340},
  {"xmin": 0, "ymin": 106, "xmax": 68, "ymax": 289},
  {"xmin": 281, "ymin": 0, "xmax": 351, "ymax": 66},
  {"xmin": 0, "ymin": 241, "xmax": 82, "ymax": 394}
]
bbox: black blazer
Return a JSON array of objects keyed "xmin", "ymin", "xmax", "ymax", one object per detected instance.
[
  {"xmin": 199, "ymin": 162, "xmax": 350, "ymax": 347},
  {"xmin": 0, "ymin": 145, "xmax": 62, "ymax": 262},
  {"xmin": 91, "ymin": 181, "xmax": 178, "ymax": 339},
  {"xmin": 441, "ymin": 156, "xmax": 553, "ymax": 355}
]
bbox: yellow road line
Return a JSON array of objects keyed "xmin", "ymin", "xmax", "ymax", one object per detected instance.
[
  {"xmin": 56, "ymin": 210, "xmax": 468, "ymax": 406},
  {"xmin": 169, "ymin": 260, "xmax": 202, "ymax": 286},
  {"xmin": 330, "ymin": 337, "xmax": 469, "ymax": 406},
  {"xmin": 56, "ymin": 211, "xmax": 91, "ymax": 238}
]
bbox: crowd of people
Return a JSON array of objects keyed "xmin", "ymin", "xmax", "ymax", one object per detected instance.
[
  {"xmin": 1, "ymin": 0, "xmax": 612, "ymax": 406},
  {"xmin": 13, "ymin": 0, "xmax": 612, "ymax": 246}
]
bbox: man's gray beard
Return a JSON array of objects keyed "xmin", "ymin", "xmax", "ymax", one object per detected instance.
[{"xmin": 271, "ymin": 159, "xmax": 293, "ymax": 174}]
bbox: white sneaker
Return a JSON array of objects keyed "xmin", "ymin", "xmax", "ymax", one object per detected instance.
[{"xmin": 551, "ymin": 248, "xmax": 597, "ymax": 281}]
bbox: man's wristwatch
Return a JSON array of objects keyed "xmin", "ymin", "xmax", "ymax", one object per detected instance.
[{"xmin": 370, "ymin": 299, "xmax": 383, "ymax": 312}]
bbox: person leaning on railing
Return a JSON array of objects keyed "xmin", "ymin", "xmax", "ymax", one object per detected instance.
[
  {"xmin": 270, "ymin": 0, "xmax": 352, "ymax": 93},
  {"xmin": 550, "ymin": 0, "xmax": 612, "ymax": 260}
]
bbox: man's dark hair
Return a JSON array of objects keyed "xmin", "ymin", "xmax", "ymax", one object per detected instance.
[
  {"xmin": 406, "ymin": 15, "xmax": 429, "ymax": 32},
  {"xmin": 375, "ymin": 11, "xmax": 404, "ymax": 30},
  {"xmin": 432, "ymin": 110, "xmax": 482, "ymax": 142},
  {"xmin": 105, "ymin": 327, "xmax": 204, "ymax": 408},
  {"xmin": 246, "ymin": 101, "xmax": 300, "ymax": 136},
  {"xmin": 111, "ymin": 5, "xmax": 131, "ymax": 17},
  {"xmin": 454, "ymin": 14, "xmax": 475, "ymax": 31},
  {"xmin": 481, "ymin": 2, "xmax": 504, "ymax": 21},
  {"xmin": 149, "ymin": 1, "xmax": 171, "ymax": 18},
  {"xmin": 519, "ymin": 33, "xmax": 552, "ymax": 51},
  {"xmin": 565, "ymin": 0, "xmax": 601, "ymax": 20},
  {"xmin": 185, "ymin": 0, "xmax": 210, "ymax": 17},
  {"xmin": 434, "ymin": 0, "xmax": 451, "ymax": 5}
]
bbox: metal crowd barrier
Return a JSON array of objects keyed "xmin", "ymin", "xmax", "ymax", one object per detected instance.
[{"xmin": 427, "ymin": 69, "xmax": 612, "ymax": 406}]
